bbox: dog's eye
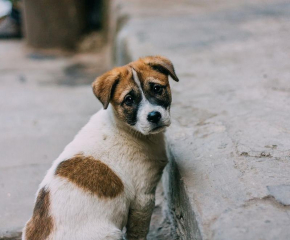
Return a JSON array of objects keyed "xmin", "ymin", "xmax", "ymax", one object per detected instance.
[
  {"xmin": 152, "ymin": 84, "xmax": 163, "ymax": 94},
  {"xmin": 124, "ymin": 95, "xmax": 134, "ymax": 106}
]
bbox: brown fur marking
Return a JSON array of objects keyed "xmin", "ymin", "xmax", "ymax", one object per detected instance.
[
  {"xmin": 55, "ymin": 154, "xmax": 124, "ymax": 198},
  {"xmin": 141, "ymin": 55, "xmax": 179, "ymax": 82},
  {"xmin": 130, "ymin": 59, "xmax": 172, "ymax": 108},
  {"xmin": 111, "ymin": 68, "xmax": 141, "ymax": 125},
  {"xmin": 25, "ymin": 188, "xmax": 53, "ymax": 240},
  {"xmin": 92, "ymin": 66, "xmax": 130, "ymax": 109}
]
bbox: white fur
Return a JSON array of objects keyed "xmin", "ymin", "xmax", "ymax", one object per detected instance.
[
  {"xmin": 23, "ymin": 106, "xmax": 168, "ymax": 240},
  {"xmin": 131, "ymin": 69, "xmax": 171, "ymax": 135}
]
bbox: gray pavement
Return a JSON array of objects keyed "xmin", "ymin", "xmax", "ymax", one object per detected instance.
[
  {"xmin": 0, "ymin": 41, "xmax": 108, "ymax": 238},
  {"xmin": 116, "ymin": 0, "xmax": 290, "ymax": 239}
]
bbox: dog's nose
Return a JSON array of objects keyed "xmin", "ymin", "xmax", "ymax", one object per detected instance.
[{"xmin": 147, "ymin": 111, "xmax": 161, "ymax": 123}]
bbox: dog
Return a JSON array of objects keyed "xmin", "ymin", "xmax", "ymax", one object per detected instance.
[{"xmin": 22, "ymin": 56, "xmax": 179, "ymax": 240}]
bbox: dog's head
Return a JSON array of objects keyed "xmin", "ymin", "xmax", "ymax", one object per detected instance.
[{"xmin": 92, "ymin": 56, "xmax": 179, "ymax": 135}]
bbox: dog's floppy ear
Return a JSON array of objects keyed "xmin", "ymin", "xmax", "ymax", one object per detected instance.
[
  {"xmin": 92, "ymin": 68, "xmax": 121, "ymax": 109},
  {"xmin": 143, "ymin": 56, "xmax": 179, "ymax": 82}
]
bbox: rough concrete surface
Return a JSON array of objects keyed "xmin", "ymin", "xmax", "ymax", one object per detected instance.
[
  {"xmin": 115, "ymin": 0, "xmax": 290, "ymax": 239},
  {"xmin": 0, "ymin": 41, "xmax": 109, "ymax": 238}
]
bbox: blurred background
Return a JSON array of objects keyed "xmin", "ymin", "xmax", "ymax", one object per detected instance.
[
  {"xmin": 0, "ymin": 0, "xmax": 111, "ymax": 239},
  {"xmin": 1, "ymin": 0, "xmax": 290, "ymax": 239}
]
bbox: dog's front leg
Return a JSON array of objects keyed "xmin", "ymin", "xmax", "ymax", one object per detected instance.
[{"xmin": 126, "ymin": 194, "xmax": 155, "ymax": 240}]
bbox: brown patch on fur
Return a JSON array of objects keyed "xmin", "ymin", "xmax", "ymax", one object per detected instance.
[
  {"xmin": 92, "ymin": 66, "xmax": 128, "ymax": 109},
  {"xmin": 25, "ymin": 188, "xmax": 53, "ymax": 240},
  {"xmin": 55, "ymin": 154, "xmax": 124, "ymax": 198},
  {"xmin": 130, "ymin": 58, "xmax": 173, "ymax": 108},
  {"xmin": 110, "ymin": 68, "xmax": 142, "ymax": 125},
  {"xmin": 130, "ymin": 57, "xmax": 170, "ymax": 85},
  {"xmin": 139, "ymin": 55, "xmax": 179, "ymax": 82}
]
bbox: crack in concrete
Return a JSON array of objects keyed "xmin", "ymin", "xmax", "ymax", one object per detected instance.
[
  {"xmin": 239, "ymin": 151, "xmax": 273, "ymax": 158},
  {"xmin": 243, "ymin": 195, "xmax": 290, "ymax": 209}
]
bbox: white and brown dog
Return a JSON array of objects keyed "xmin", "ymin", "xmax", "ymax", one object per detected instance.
[{"xmin": 23, "ymin": 56, "xmax": 179, "ymax": 240}]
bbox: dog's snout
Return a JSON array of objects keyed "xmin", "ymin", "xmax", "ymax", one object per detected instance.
[{"xmin": 147, "ymin": 111, "xmax": 161, "ymax": 123}]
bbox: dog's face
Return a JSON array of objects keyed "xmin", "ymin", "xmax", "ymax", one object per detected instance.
[{"xmin": 92, "ymin": 56, "xmax": 179, "ymax": 135}]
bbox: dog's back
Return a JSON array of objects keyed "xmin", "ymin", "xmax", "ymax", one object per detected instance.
[{"xmin": 22, "ymin": 110, "xmax": 130, "ymax": 239}]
